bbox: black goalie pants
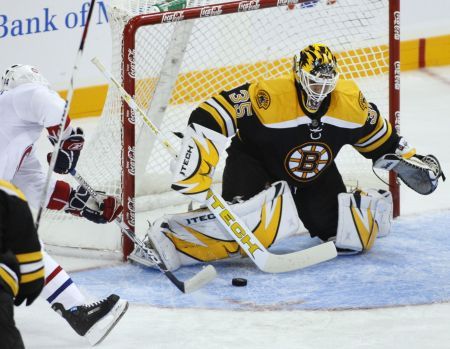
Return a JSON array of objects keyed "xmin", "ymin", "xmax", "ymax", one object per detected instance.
[
  {"xmin": 0, "ymin": 290, "xmax": 25, "ymax": 349},
  {"xmin": 222, "ymin": 145, "xmax": 347, "ymax": 241}
]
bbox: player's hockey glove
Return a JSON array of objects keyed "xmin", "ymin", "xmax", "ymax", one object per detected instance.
[
  {"xmin": 66, "ymin": 186, "xmax": 123, "ymax": 224},
  {"xmin": 47, "ymin": 127, "xmax": 85, "ymax": 174}
]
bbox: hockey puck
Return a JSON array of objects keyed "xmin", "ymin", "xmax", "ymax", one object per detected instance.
[{"xmin": 232, "ymin": 278, "xmax": 247, "ymax": 287}]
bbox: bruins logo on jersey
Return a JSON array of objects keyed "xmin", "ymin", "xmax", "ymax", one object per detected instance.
[
  {"xmin": 284, "ymin": 142, "xmax": 333, "ymax": 182},
  {"xmin": 367, "ymin": 104, "xmax": 378, "ymax": 125},
  {"xmin": 358, "ymin": 91, "xmax": 368, "ymax": 111},
  {"xmin": 256, "ymin": 90, "xmax": 271, "ymax": 110}
]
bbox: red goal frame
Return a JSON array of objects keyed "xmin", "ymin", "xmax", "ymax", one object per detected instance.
[{"xmin": 119, "ymin": 0, "xmax": 401, "ymax": 258}]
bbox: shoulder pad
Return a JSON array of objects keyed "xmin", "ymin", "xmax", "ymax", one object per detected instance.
[
  {"xmin": 249, "ymin": 75, "xmax": 302, "ymax": 126},
  {"xmin": 327, "ymin": 79, "xmax": 369, "ymax": 127}
]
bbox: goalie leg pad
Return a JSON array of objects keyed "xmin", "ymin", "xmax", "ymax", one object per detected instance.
[
  {"xmin": 335, "ymin": 189, "xmax": 393, "ymax": 253},
  {"xmin": 138, "ymin": 181, "xmax": 301, "ymax": 270},
  {"xmin": 145, "ymin": 218, "xmax": 182, "ymax": 271}
]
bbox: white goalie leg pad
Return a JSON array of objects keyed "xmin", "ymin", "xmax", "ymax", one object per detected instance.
[
  {"xmin": 145, "ymin": 217, "xmax": 182, "ymax": 271},
  {"xmin": 335, "ymin": 189, "xmax": 393, "ymax": 253},
  {"xmin": 139, "ymin": 181, "xmax": 302, "ymax": 270},
  {"xmin": 368, "ymin": 189, "xmax": 393, "ymax": 238},
  {"xmin": 167, "ymin": 180, "xmax": 301, "ymax": 243}
]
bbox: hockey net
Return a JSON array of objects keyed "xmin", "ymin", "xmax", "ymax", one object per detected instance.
[{"xmin": 40, "ymin": 0, "xmax": 400, "ymax": 258}]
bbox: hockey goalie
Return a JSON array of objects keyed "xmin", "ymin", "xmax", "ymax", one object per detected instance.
[{"xmin": 130, "ymin": 43, "xmax": 445, "ymax": 271}]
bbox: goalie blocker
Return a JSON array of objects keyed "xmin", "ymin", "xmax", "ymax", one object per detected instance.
[{"xmin": 171, "ymin": 123, "xmax": 228, "ymax": 203}]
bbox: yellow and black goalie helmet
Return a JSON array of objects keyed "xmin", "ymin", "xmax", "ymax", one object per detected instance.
[{"xmin": 293, "ymin": 43, "xmax": 339, "ymax": 103}]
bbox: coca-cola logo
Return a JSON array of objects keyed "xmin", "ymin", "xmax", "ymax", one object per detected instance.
[
  {"xmin": 394, "ymin": 111, "xmax": 400, "ymax": 134},
  {"xmin": 127, "ymin": 145, "xmax": 135, "ymax": 176},
  {"xmin": 126, "ymin": 197, "xmax": 135, "ymax": 227},
  {"xmin": 238, "ymin": 0, "xmax": 260, "ymax": 12},
  {"xmin": 200, "ymin": 5, "xmax": 223, "ymax": 17},
  {"xmin": 127, "ymin": 48, "xmax": 136, "ymax": 79},
  {"xmin": 277, "ymin": 0, "xmax": 297, "ymax": 6},
  {"xmin": 162, "ymin": 11, "xmax": 184, "ymax": 23},
  {"xmin": 394, "ymin": 61, "xmax": 400, "ymax": 90},
  {"xmin": 393, "ymin": 11, "xmax": 400, "ymax": 40},
  {"xmin": 127, "ymin": 108, "xmax": 135, "ymax": 125}
]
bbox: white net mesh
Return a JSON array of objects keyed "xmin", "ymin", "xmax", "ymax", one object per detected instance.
[{"xmin": 40, "ymin": 0, "xmax": 392, "ymax": 253}]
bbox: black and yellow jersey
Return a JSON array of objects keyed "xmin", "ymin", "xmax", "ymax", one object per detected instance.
[
  {"xmin": 0, "ymin": 180, "xmax": 43, "ymax": 297},
  {"xmin": 188, "ymin": 74, "xmax": 399, "ymax": 188}
]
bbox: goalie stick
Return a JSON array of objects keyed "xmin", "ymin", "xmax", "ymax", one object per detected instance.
[
  {"xmin": 35, "ymin": 0, "xmax": 96, "ymax": 232},
  {"xmin": 70, "ymin": 169, "xmax": 217, "ymax": 293},
  {"xmin": 92, "ymin": 57, "xmax": 337, "ymax": 273}
]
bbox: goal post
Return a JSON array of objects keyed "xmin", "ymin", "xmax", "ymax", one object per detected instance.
[
  {"xmin": 120, "ymin": 0, "xmax": 401, "ymax": 256},
  {"xmin": 40, "ymin": 0, "xmax": 400, "ymax": 260},
  {"xmin": 389, "ymin": 0, "xmax": 401, "ymax": 217}
]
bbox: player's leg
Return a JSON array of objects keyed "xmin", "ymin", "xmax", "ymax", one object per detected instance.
[
  {"xmin": 12, "ymin": 152, "xmax": 128, "ymax": 345},
  {"xmin": 0, "ymin": 289, "xmax": 25, "ymax": 349},
  {"xmin": 12, "ymin": 153, "xmax": 89, "ymax": 308},
  {"xmin": 132, "ymin": 138, "xmax": 280, "ymax": 269},
  {"xmin": 293, "ymin": 164, "xmax": 393, "ymax": 253},
  {"xmin": 293, "ymin": 163, "xmax": 347, "ymax": 242},
  {"xmin": 222, "ymin": 138, "xmax": 273, "ymax": 201}
]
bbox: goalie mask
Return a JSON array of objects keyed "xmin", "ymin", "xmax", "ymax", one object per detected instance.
[
  {"xmin": 293, "ymin": 43, "xmax": 339, "ymax": 109},
  {"xmin": 1, "ymin": 64, "xmax": 50, "ymax": 92}
]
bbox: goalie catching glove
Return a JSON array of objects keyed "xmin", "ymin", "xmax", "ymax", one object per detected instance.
[
  {"xmin": 47, "ymin": 127, "xmax": 85, "ymax": 174},
  {"xmin": 374, "ymin": 138, "xmax": 445, "ymax": 195},
  {"xmin": 171, "ymin": 123, "xmax": 228, "ymax": 202},
  {"xmin": 65, "ymin": 186, "xmax": 122, "ymax": 224}
]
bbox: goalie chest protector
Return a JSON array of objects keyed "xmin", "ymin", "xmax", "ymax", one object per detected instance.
[{"xmin": 218, "ymin": 75, "xmax": 379, "ymax": 188}]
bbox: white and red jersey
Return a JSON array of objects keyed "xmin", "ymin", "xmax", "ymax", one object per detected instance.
[{"xmin": 0, "ymin": 83, "xmax": 71, "ymax": 209}]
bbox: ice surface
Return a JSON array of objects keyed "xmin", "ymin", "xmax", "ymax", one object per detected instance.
[{"xmin": 71, "ymin": 211, "xmax": 450, "ymax": 311}]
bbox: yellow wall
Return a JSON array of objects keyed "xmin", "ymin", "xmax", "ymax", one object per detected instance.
[
  {"xmin": 63, "ymin": 33, "xmax": 450, "ymax": 119},
  {"xmin": 425, "ymin": 35, "xmax": 450, "ymax": 68}
]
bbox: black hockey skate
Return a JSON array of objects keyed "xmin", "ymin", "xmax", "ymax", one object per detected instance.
[{"xmin": 52, "ymin": 294, "xmax": 128, "ymax": 345}]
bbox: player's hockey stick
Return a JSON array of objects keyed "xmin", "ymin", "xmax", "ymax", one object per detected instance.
[
  {"xmin": 35, "ymin": 0, "xmax": 97, "ymax": 232},
  {"xmin": 92, "ymin": 57, "xmax": 337, "ymax": 273},
  {"xmin": 69, "ymin": 169, "xmax": 217, "ymax": 293}
]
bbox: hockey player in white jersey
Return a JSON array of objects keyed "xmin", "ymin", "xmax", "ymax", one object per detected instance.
[{"xmin": 0, "ymin": 64, "xmax": 128, "ymax": 345}]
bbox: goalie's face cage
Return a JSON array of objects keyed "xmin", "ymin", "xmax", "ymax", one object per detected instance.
[
  {"xmin": 1, "ymin": 64, "xmax": 50, "ymax": 92},
  {"xmin": 299, "ymin": 69, "xmax": 339, "ymax": 103},
  {"xmin": 294, "ymin": 43, "xmax": 339, "ymax": 103}
]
